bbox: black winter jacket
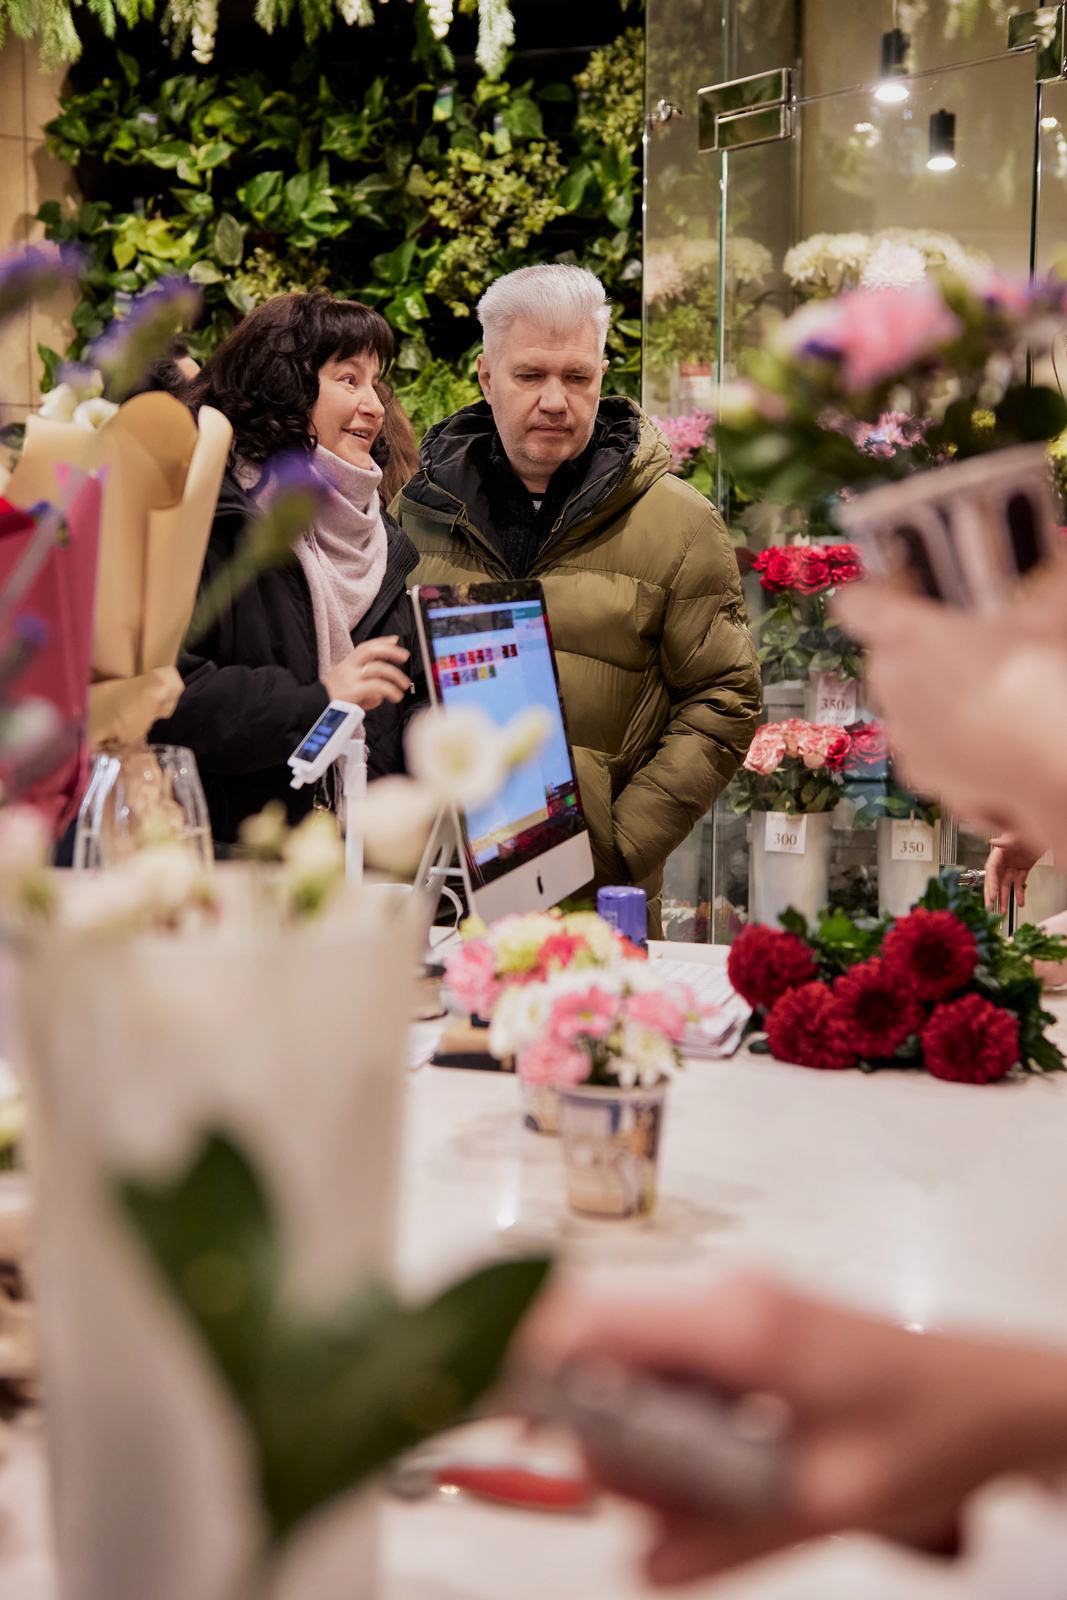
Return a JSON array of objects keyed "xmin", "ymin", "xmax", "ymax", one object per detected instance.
[{"xmin": 151, "ymin": 470, "xmax": 424, "ymax": 844}]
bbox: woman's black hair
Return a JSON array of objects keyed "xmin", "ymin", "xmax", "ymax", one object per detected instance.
[{"xmin": 186, "ymin": 292, "xmax": 394, "ymax": 466}]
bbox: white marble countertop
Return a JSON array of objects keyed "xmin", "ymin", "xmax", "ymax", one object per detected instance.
[{"xmin": 8, "ymin": 949, "xmax": 1067, "ymax": 1600}]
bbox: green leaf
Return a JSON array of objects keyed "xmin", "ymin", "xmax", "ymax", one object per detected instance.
[
  {"xmin": 241, "ymin": 169, "xmax": 284, "ymax": 217},
  {"xmin": 777, "ymin": 907, "xmax": 810, "ymax": 940},
  {"xmin": 214, "ymin": 212, "xmax": 245, "ymax": 267},
  {"xmin": 502, "ymin": 97, "xmax": 544, "ymax": 139},
  {"xmin": 558, "ymin": 164, "xmax": 591, "ymax": 211},
  {"xmin": 37, "ymin": 343, "xmax": 63, "ymax": 394},
  {"xmin": 188, "ymin": 259, "xmax": 225, "ymax": 284},
  {"xmin": 605, "ymin": 191, "xmax": 634, "ymax": 229},
  {"xmin": 284, "ymin": 170, "xmax": 311, "ymax": 221},
  {"xmin": 144, "ymin": 141, "xmax": 194, "ymax": 170},
  {"xmin": 121, "ymin": 1133, "xmax": 551, "ymax": 1542},
  {"xmin": 197, "ymin": 142, "xmax": 235, "ymax": 171},
  {"xmin": 116, "ymin": 49, "xmax": 140, "ymax": 88},
  {"xmin": 171, "ymin": 188, "xmax": 216, "ymax": 218}
]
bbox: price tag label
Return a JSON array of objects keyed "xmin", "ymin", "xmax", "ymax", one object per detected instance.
[
  {"xmin": 814, "ymin": 673, "xmax": 858, "ymax": 728},
  {"xmin": 891, "ymin": 819, "xmax": 934, "ymax": 862},
  {"xmin": 765, "ymin": 812, "xmax": 807, "ymax": 855}
]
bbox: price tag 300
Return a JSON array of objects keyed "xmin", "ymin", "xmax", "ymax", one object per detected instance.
[
  {"xmin": 891, "ymin": 819, "xmax": 934, "ymax": 862},
  {"xmin": 765, "ymin": 812, "xmax": 807, "ymax": 855},
  {"xmin": 814, "ymin": 673, "xmax": 857, "ymax": 728}
]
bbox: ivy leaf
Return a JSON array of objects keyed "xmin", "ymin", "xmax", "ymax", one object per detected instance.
[
  {"xmin": 502, "ymin": 97, "xmax": 543, "ymax": 139},
  {"xmin": 214, "ymin": 213, "xmax": 245, "ymax": 267},
  {"xmin": 37, "ymin": 343, "xmax": 63, "ymax": 393},
  {"xmin": 284, "ymin": 170, "xmax": 311, "ymax": 221},
  {"xmin": 171, "ymin": 187, "xmax": 216, "ymax": 217},
  {"xmin": 385, "ymin": 288, "xmax": 429, "ymax": 334}
]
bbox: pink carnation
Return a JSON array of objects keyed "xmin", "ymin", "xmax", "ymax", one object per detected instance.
[
  {"xmin": 444, "ymin": 940, "xmax": 501, "ymax": 1018},
  {"xmin": 797, "ymin": 284, "xmax": 962, "ymax": 392},
  {"xmin": 549, "ymin": 985, "xmax": 620, "ymax": 1044},
  {"xmin": 744, "ymin": 725, "xmax": 788, "ymax": 776},
  {"xmin": 625, "ymin": 988, "xmax": 691, "ymax": 1044},
  {"xmin": 519, "ymin": 1036, "xmax": 589, "ymax": 1087},
  {"xmin": 649, "ymin": 410, "xmax": 714, "ymax": 468}
]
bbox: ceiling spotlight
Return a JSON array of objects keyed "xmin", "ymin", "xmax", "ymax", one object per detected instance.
[
  {"xmin": 876, "ymin": 28, "xmax": 910, "ymax": 101},
  {"xmin": 927, "ymin": 108, "xmax": 957, "ymax": 170}
]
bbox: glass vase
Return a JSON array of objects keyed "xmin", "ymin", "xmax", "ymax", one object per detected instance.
[
  {"xmin": 74, "ymin": 743, "xmax": 213, "ymax": 870},
  {"xmin": 557, "ymin": 1078, "xmax": 668, "ymax": 1219}
]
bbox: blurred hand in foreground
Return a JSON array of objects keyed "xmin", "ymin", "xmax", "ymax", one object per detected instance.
[
  {"xmin": 834, "ymin": 561, "xmax": 1067, "ymax": 867},
  {"xmin": 522, "ymin": 1275, "xmax": 1067, "ymax": 1585}
]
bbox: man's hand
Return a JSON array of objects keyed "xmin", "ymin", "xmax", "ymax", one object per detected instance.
[
  {"xmin": 985, "ymin": 833, "xmax": 1047, "ymax": 914},
  {"xmin": 522, "ymin": 1275, "xmax": 1067, "ymax": 1585},
  {"xmin": 322, "ymin": 635, "xmax": 411, "ymax": 711}
]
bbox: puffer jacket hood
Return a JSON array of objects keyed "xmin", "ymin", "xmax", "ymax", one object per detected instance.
[
  {"xmin": 395, "ymin": 396, "xmax": 760, "ymax": 926},
  {"xmin": 404, "ymin": 397, "xmax": 672, "ymax": 576}
]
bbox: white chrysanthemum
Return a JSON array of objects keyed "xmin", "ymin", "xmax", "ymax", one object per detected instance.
[
  {"xmin": 725, "ymin": 236, "xmax": 773, "ymax": 287},
  {"xmin": 783, "ymin": 232, "xmax": 872, "ymax": 295},
  {"xmin": 71, "ymin": 397, "xmax": 119, "ymax": 431},
  {"xmin": 860, "ymin": 240, "xmax": 927, "ymax": 291},
  {"xmin": 488, "ymin": 981, "xmax": 553, "ymax": 1057},
  {"xmin": 617, "ymin": 1019, "xmax": 675, "ymax": 1087},
  {"xmin": 476, "ymin": 0, "xmax": 515, "ymax": 78},
  {"xmin": 359, "ymin": 776, "xmax": 438, "ymax": 875},
  {"xmin": 427, "ymin": 0, "xmax": 453, "ymax": 39},
  {"xmin": 644, "ymin": 251, "xmax": 686, "ymax": 306},
  {"xmin": 488, "ymin": 911, "xmax": 562, "ymax": 972},
  {"xmin": 339, "ymin": 0, "xmax": 374, "ymax": 20},
  {"xmin": 405, "ymin": 705, "xmax": 506, "ymax": 807},
  {"xmin": 191, "ymin": 0, "xmax": 218, "ymax": 63}
]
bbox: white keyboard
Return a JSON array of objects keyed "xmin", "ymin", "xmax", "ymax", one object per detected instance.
[{"xmin": 647, "ymin": 956, "xmax": 750, "ymax": 1059}]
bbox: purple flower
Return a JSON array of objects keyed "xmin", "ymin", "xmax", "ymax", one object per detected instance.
[
  {"xmin": 87, "ymin": 276, "xmax": 202, "ymax": 400},
  {"xmin": 0, "ymin": 243, "xmax": 83, "ymax": 324}
]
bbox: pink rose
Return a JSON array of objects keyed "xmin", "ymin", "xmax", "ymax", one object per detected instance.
[
  {"xmin": 444, "ymin": 940, "xmax": 501, "ymax": 1018},
  {"xmin": 549, "ymin": 985, "xmax": 620, "ymax": 1044},
  {"xmin": 519, "ymin": 1036, "xmax": 589, "ymax": 1087},
  {"xmin": 625, "ymin": 988, "xmax": 691, "ymax": 1044},
  {"xmin": 744, "ymin": 725, "xmax": 788, "ymax": 776},
  {"xmin": 778, "ymin": 719, "xmax": 810, "ymax": 759}
]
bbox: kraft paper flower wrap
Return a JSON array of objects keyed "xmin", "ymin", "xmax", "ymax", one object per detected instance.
[{"xmin": 6, "ymin": 391, "xmax": 232, "ymax": 751}]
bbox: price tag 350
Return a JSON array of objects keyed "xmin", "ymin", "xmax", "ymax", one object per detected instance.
[
  {"xmin": 765, "ymin": 812, "xmax": 807, "ymax": 855},
  {"xmin": 891, "ymin": 819, "xmax": 934, "ymax": 862}
]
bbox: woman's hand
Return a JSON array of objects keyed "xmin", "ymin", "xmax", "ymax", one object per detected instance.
[
  {"xmin": 322, "ymin": 635, "xmax": 411, "ymax": 711},
  {"xmin": 521, "ymin": 1275, "xmax": 1067, "ymax": 1585}
]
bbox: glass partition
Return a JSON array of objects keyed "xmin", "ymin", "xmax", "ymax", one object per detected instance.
[{"xmin": 646, "ymin": 0, "xmax": 1067, "ymax": 942}]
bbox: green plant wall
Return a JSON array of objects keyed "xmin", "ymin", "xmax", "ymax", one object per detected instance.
[{"xmin": 37, "ymin": 19, "xmax": 644, "ymax": 436}]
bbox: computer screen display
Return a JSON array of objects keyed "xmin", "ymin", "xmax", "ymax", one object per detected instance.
[
  {"xmin": 293, "ymin": 705, "xmax": 349, "ymax": 763},
  {"xmin": 415, "ymin": 582, "xmax": 588, "ymax": 889}
]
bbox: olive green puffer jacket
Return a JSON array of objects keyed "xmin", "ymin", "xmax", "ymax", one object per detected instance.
[{"xmin": 395, "ymin": 397, "xmax": 761, "ymax": 911}]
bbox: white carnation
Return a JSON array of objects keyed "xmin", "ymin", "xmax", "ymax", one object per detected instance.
[
  {"xmin": 617, "ymin": 1019, "xmax": 675, "ymax": 1087},
  {"xmin": 860, "ymin": 240, "xmax": 927, "ymax": 290}
]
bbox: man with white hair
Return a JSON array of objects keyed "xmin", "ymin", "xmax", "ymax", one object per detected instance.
[{"xmin": 394, "ymin": 264, "xmax": 760, "ymax": 933}]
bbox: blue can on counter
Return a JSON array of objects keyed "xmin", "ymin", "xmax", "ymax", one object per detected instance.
[{"xmin": 597, "ymin": 885, "xmax": 648, "ymax": 950}]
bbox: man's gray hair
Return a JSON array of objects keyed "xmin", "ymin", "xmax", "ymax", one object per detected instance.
[{"xmin": 477, "ymin": 264, "xmax": 611, "ymax": 365}]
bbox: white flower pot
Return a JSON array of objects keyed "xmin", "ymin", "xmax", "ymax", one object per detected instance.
[
  {"xmin": 748, "ymin": 809, "xmax": 835, "ymax": 928},
  {"xmin": 18, "ymin": 880, "xmax": 422, "ymax": 1600},
  {"xmin": 876, "ymin": 817, "xmax": 942, "ymax": 918}
]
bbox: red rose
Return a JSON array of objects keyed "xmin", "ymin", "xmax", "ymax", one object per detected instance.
[
  {"xmin": 727, "ymin": 923, "xmax": 816, "ymax": 1011},
  {"xmin": 765, "ymin": 981, "xmax": 857, "ymax": 1070},
  {"xmin": 844, "ymin": 721, "xmax": 888, "ymax": 777},
  {"xmin": 881, "ymin": 908, "xmax": 978, "ymax": 1001},
  {"xmin": 793, "ymin": 548, "xmax": 831, "ymax": 595},
  {"xmin": 921, "ymin": 994, "xmax": 1019, "ymax": 1083},
  {"xmin": 833, "ymin": 958, "xmax": 923, "ymax": 1056},
  {"xmin": 822, "ymin": 731, "xmax": 851, "ymax": 771},
  {"xmin": 825, "ymin": 543, "xmax": 864, "ymax": 587},
  {"xmin": 753, "ymin": 548, "xmax": 796, "ymax": 592}
]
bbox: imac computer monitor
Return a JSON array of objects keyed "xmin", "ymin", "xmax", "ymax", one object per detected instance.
[{"xmin": 412, "ymin": 580, "xmax": 594, "ymax": 923}]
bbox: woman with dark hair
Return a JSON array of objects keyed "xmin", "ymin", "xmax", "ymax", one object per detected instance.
[{"xmin": 151, "ymin": 292, "xmax": 424, "ymax": 844}]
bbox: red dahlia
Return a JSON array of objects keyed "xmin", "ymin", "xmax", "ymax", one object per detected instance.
[
  {"xmin": 727, "ymin": 923, "xmax": 816, "ymax": 1011},
  {"xmin": 765, "ymin": 981, "xmax": 857, "ymax": 1071},
  {"xmin": 881, "ymin": 908, "xmax": 978, "ymax": 1001},
  {"xmin": 920, "ymin": 994, "xmax": 1019, "ymax": 1084},
  {"xmin": 833, "ymin": 958, "xmax": 923, "ymax": 1056}
]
